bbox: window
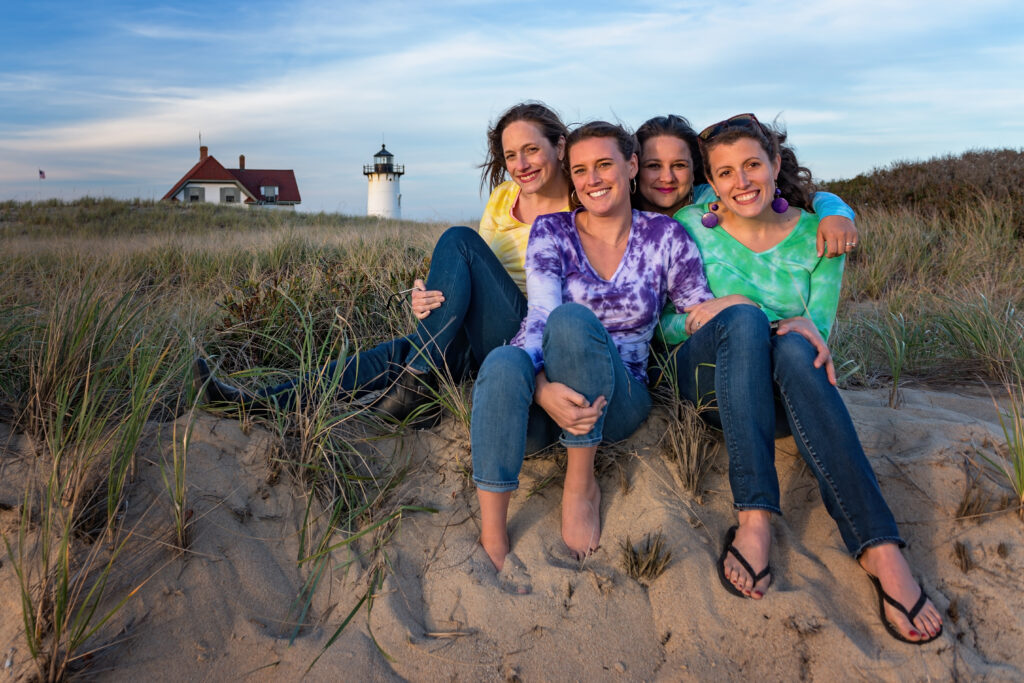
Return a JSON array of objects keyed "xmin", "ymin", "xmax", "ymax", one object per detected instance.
[
  {"xmin": 220, "ymin": 187, "xmax": 238, "ymax": 203},
  {"xmin": 260, "ymin": 185, "xmax": 278, "ymax": 203},
  {"xmin": 187, "ymin": 186, "xmax": 205, "ymax": 202}
]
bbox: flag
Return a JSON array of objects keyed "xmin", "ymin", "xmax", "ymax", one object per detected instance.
[{"xmin": 38, "ymin": 169, "xmax": 46, "ymax": 179}]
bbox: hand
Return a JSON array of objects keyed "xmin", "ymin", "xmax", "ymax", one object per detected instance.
[
  {"xmin": 817, "ymin": 215, "xmax": 858, "ymax": 258},
  {"xmin": 410, "ymin": 279, "xmax": 445, "ymax": 320},
  {"xmin": 683, "ymin": 295, "xmax": 757, "ymax": 336},
  {"xmin": 775, "ymin": 317, "xmax": 837, "ymax": 385},
  {"xmin": 535, "ymin": 372, "xmax": 607, "ymax": 436}
]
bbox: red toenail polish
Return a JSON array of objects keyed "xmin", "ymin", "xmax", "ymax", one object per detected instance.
[{"xmin": 909, "ymin": 630, "xmax": 920, "ymax": 638}]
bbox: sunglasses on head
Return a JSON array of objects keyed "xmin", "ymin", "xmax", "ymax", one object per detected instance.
[{"xmin": 698, "ymin": 113, "xmax": 762, "ymax": 142}]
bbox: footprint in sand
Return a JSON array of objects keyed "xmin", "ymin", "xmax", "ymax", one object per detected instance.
[
  {"xmin": 463, "ymin": 542, "xmax": 532, "ymax": 595},
  {"xmin": 496, "ymin": 552, "xmax": 532, "ymax": 595}
]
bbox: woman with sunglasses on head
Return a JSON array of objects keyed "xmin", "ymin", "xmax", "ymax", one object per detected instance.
[
  {"xmin": 470, "ymin": 121, "xmax": 713, "ymax": 586},
  {"xmin": 659, "ymin": 113, "xmax": 942, "ymax": 644},
  {"xmin": 632, "ymin": 114, "xmax": 858, "ymax": 256},
  {"xmin": 198, "ymin": 102, "xmax": 571, "ymax": 425}
]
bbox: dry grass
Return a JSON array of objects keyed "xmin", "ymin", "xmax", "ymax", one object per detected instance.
[
  {"xmin": 1, "ymin": 148, "xmax": 1023, "ymax": 674},
  {"xmin": 620, "ymin": 532, "xmax": 672, "ymax": 585}
]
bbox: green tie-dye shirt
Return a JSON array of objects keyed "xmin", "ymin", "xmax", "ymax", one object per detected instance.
[{"xmin": 658, "ymin": 203, "xmax": 845, "ymax": 346}]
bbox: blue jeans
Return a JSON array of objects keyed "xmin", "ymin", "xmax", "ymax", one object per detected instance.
[
  {"xmin": 471, "ymin": 303, "xmax": 652, "ymax": 493},
  {"xmin": 667, "ymin": 304, "xmax": 903, "ymax": 557},
  {"xmin": 261, "ymin": 226, "xmax": 527, "ymax": 407}
]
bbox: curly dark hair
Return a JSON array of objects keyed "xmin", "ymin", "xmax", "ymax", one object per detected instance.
[
  {"xmin": 479, "ymin": 101, "xmax": 569, "ymax": 194},
  {"xmin": 698, "ymin": 114, "xmax": 816, "ymax": 210},
  {"xmin": 632, "ymin": 114, "xmax": 704, "ymax": 210}
]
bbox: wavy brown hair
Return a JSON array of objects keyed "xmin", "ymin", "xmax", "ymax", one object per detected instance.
[
  {"xmin": 699, "ymin": 115, "xmax": 816, "ymax": 210},
  {"xmin": 479, "ymin": 101, "xmax": 570, "ymax": 194}
]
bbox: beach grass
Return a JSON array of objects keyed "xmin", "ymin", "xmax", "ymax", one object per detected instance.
[
  {"xmin": 1, "ymin": 148, "xmax": 1023, "ymax": 675},
  {"xmin": 621, "ymin": 531, "xmax": 672, "ymax": 585}
]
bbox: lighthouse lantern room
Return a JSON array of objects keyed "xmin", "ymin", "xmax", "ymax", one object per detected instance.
[{"xmin": 363, "ymin": 144, "xmax": 404, "ymax": 219}]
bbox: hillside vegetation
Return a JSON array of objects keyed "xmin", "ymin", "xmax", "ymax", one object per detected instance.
[{"xmin": 0, "ymin": 149, "xmax": 1022, "ymax": 677}]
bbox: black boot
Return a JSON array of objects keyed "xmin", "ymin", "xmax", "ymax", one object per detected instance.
[
  {"xmin": 372, "ymin": 371, "xmax": 441, "ymax": 429},
  {"xmin": 193, "ymin": 357, "xmax": 271, "ymax": 417}
]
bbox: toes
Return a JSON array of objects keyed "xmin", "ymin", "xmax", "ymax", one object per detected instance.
[{"xmin": 909, "ymin": 600, "xmax": 942, "ymax": 639}]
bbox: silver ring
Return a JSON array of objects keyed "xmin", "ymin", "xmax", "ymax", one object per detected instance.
[{"xmin": 846, "ymin": 242, "xmax": 857, "ymax": 247}]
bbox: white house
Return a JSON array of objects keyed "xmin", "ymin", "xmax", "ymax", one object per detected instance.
[{"xmin": 163, "ymin": 146, "xmax": 301, "ymax": 210}]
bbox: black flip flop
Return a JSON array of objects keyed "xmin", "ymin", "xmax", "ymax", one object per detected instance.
[
  {"xmin": 718, "ymin": 525, "xmax": 771, "ymax": 599},
  {"xmin": 865, "ymin": 573, "xmax": 942, "ymax": 645}
]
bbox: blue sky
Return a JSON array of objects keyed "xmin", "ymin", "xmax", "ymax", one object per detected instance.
[{"xmin": 2, "ymin": 0, "xmax": 1022, "ymax": 221}]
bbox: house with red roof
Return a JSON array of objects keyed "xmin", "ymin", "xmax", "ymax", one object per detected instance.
[{"xmin": 162, "ymin": 146, "xmax": 301, "ymax": 209}]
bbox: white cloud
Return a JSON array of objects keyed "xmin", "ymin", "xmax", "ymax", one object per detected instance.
[{"xmin": 1, "ymin": 0, "xmax": 1023, "ymax": 217}]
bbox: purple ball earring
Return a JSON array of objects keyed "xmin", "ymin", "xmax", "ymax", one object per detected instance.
[
  {"xmin": 772, "ymin": 188, "xmax": 789, "ymax": 213},
  {"xmin": 701, "ymin": 202, "xmax": 720, "ymax": 228}
]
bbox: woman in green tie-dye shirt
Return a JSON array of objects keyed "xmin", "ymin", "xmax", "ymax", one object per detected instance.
[{"xmin": 660, "ymin": 114, "xmax": 943, "ymax": 645}]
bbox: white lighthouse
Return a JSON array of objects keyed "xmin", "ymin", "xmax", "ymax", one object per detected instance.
[{"xmin": 363, "ymin": 144, "xmax": 404, "ymax": 219}]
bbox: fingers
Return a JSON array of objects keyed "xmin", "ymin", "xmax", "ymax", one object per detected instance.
[
  {"xmin": 562, "ymin": 395, "xmax": 607, "ymax": 435},
  {"xmin": 566, "ymin": 389, "xmax": 590, "ymax": 409},
  {"xmin": 410, "ymin": 284, "xmax": 445, "ymax": 320},
  {"xmin": 685, "ymin": 312, "xmax": 707, "ymax": 336},
  {"xmin": 819, "ymin": 217, "xmax": 858, "ymax": 258},
  {"xmin": 825, "ymin": 354, "xmax": 837, "ymax": 386},
  {"xmin": 840, "ymin": 229, "xmax": 858, "ymax": 256},
  {"xmin": 777, "ymin": 319, "xmax": 837, "ymax": 385},
  {"xmin": 806, "ymin": 335, "xmax": 837, "ymax": 386},
  {"xmin": 821, "ymin": 237, "xmax": 842, "ymax": 258}
]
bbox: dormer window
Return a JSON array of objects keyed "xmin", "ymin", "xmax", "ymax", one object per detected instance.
[{"xmin": 260, "ymin": 185, "xmax": 278, "ymax": 203}]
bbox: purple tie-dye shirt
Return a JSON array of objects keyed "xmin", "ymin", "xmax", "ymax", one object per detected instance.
[{"xmin": 511, "ymin": 208, "xmax": 712, "ymax": 383}]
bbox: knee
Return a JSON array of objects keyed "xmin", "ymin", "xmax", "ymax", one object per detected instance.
[
  {"xmin": 434, "ymin": 225, "xmax": 483, "ymax": 255},
  {"xmin": 770, "ymin": 333, "xmax": 831, "ymax": 393},
  {"xmin": 474, "ymin": 346, "xmax": 534, "ymax": 399},
  {"xmin": 772, "ymin": 333, "xmax": 820, "ymax": 380},
  {"xmin": 714, "ymin": 304, "xmax": 770, "ymax": 337},
  {"xmin": 543, "ymin": 303, "xmax": 600, "ymax": 349}
]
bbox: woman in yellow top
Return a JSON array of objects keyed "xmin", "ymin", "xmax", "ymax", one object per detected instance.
[{"xmin": 198, "ymin": 102, "xmax": 572, "ymax": 425}]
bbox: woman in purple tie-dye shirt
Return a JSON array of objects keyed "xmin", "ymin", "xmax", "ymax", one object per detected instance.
[{"xmin": 470, "ymin": 121, "xmax": 713, "ymax": 584}]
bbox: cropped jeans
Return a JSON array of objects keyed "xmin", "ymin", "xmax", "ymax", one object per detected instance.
[
  {"xmin": 471, "ymin": 303, "xmax": 652, "ymax": 493},
  {"xmin": 667, "ymin": 304, "xmax": 903, "ymax": 557},
  {"xmin": 260, "ymin": 226, "xmax": 527, "ymax": 408}
]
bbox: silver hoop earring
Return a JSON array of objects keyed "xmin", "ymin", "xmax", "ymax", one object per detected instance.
[
  {"xmin": 570, "ymin": 189, "xmax": 579, "ymax": 205},
  {"xmin": 630, "ymin": 178, "xmax": 637, "ymax": 193}
]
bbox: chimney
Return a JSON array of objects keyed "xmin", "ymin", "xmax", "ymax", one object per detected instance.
[
  {"xmin": 239, "ymin": 154, "xmax": 245, "ymax": 170},
  {"xmin": 200, "ymin": 145, "xmax": 208, "ymax": 161}
]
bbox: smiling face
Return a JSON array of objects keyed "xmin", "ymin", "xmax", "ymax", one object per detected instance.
[
  {"xmin": 637, "ymin": 135, "xmax": 695, "ymax": 215},
  {"xmin": 706, "ymin": 136, "xmax": 781, "ymax": 219},
  {"xmin": 568, "ymin": 136, "xmax": 638, "ymax": 218},
  {"xmin": 501, "ymin": 120, "xmax": 565, "ymax": 196}
]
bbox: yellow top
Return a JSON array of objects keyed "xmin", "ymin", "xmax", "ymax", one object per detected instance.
[{"xmin": 478, "ymin": 180, "xmax": 569, "ymax": 294}]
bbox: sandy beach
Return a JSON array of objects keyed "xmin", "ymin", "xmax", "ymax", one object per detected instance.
[{"xmin": 2, "ymin": 384, "xmax": 1021, "ymax": 681}]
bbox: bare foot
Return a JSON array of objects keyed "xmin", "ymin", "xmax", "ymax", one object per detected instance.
[
  {"xmin": 723, "ymin": 511, "xmax": 772, "ymax": 599},
  {"xmin": 561, "ymin": 475, "xmax": 601, "ymax": 560},
  {"xmin": 480, "ymin": 530, "xmax": 510, "ymax": 572},
  {"xmin": 859, "ymin": 544, "xmax": 943, "ymax": 641}
]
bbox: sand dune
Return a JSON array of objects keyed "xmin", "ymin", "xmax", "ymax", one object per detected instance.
[{"xmin": 2, "ymin": 386, "xmax": 1022, "ymax": 680}]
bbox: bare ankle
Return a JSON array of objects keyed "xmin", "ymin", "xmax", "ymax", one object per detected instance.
[
  {"xmin": 737, "ymin": 509, "xmax": 772, "ymax": 529},
  {"xmin": 479, "ymin": 531, "xmax": 509, "ymax": 571}
]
